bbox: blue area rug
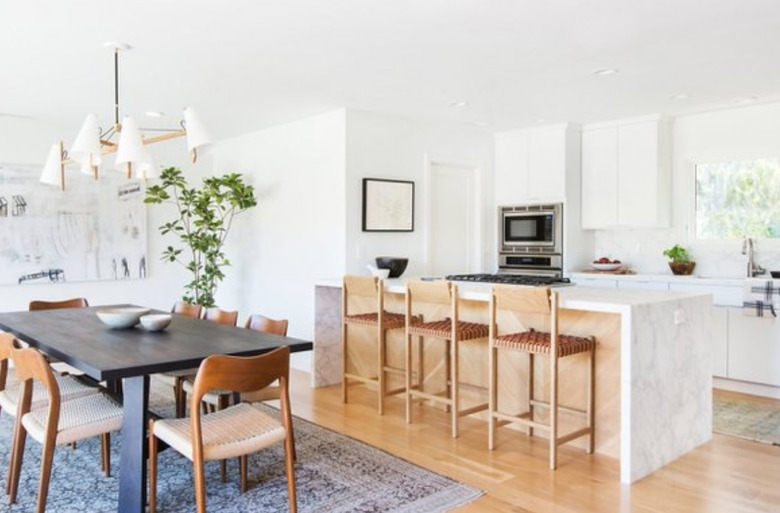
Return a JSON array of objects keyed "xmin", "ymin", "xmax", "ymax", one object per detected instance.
[{"xmin": 0, "ymin": 388, "xmax": 483, "ymax": 512}]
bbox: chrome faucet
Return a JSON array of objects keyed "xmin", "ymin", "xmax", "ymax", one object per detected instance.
[{"xmin": 742, "ymin": 237, "xmax": 766, "ymax": 277}]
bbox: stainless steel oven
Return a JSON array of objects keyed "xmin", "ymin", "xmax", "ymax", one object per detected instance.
[{"xmin": 498, "ymin": 203, "xmax": 563, "ymax": 275}]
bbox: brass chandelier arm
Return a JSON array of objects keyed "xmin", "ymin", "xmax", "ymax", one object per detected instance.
[{"xmin": 60, "ymin": 129, "xmax": 186, "ymax": 166}]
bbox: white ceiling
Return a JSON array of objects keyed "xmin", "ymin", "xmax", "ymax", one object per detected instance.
[{"xmin": 2, "ymin": 0, "xmax": 780, "ymax": 139}]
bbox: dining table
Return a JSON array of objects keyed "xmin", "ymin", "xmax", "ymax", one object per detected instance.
[{"xmin": 0, "ymin": 304, "xmax": 313, "ymax": 513}]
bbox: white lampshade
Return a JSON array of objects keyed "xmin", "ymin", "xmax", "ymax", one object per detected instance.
[
  {"xmin": 136, "ymin": 151, "xmax": 159, "ymax": 180},
  {"xmin": 183, "ymin": 107, "xmax": 212, "ymax": 161},
  {"xmin": 70, "ymin": 114, "xmax": 102, "ymax": 174},
  {"xmin": 40, "ymin": 143, "xmax": 63, "ymax": 188},
  {"xmin": 115, "ymin": 116, "xmax": 150, "ymax": 167}
]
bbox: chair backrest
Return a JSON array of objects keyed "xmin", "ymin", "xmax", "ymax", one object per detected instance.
[
  {"xmin": 203, "ymin": 308, "xmax": 239, "ymax": 327},
  {"xmin": 492, "ymin": 285, "xmax": 552, "ymax": 315},
  {"xmin": 406, "ymin": 280, "xmax": 454, "ymax": 305},
  {"xmin": 188, "ymin": 347, "xmax": 292, "ymax": 459},
  {"xmin": 29, "ymin": 298, "xmax": 89, "ymax": 311},
  {"xmin": 172, "ymin": 301, "xmax": 203, "ymax": 319},
  {"xmin": 342, "ymin": 275, "xmax": 383, "ymax": 318},
  {"xmin": 0, "ymin": 333, "xmax": 20, "ymax": 391},
  {"xmin": 9, "ymin": 346, "xmax": 61, "ymax": 430},
  {"xmin": 245, "ymin": 314, "xmax": 289, "ymax": 336}
]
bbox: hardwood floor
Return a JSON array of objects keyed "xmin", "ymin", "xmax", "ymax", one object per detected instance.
[{"xmin": 287, "ymin": 371, "xmax": 780, "ymax": 513}]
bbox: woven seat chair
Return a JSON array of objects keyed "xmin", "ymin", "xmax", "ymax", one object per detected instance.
[
  {"xmin": 28, "ymin": 298, "xmax": 90, "ymax": 376},
  {"xmin": 149, "ymin": 346, "xmax": 297, "ymax": 513},
  {"xmin": 405, "ymin": 280, "xmax": 490, "ymax": 438},
  {"xmin": 6, "ymin": 345, "xmax": 123, "ymax": 513},
  {"xmin": 342, "ymin": 275, "xmax": 410, "ymax": 415},
  {"xmin": 182, "ymin": 314, "xmax": 298, "ymax": 479},
  {"xmin": 488, "ymin": 285, "xmax": 596, "ymax": 469}
]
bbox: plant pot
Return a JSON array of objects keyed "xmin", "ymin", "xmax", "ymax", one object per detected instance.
[{"xmin": 669, "ymin": 262, "xmax": 696, "ymax": 275}]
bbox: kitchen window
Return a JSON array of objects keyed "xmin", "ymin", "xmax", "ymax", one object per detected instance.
[{"xmin": 695, "ymin": 158, "xmax": 780, "ymax": 239}]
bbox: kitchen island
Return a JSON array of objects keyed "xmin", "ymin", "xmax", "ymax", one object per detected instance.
[{"xmin": 313, "ymin": 279, "xmax": 713, "ymax": 484}]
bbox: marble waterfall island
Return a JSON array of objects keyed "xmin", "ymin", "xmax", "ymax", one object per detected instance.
[{"xmin": 313, "ymin": 279, "xmax": 713, "ymax": 484}]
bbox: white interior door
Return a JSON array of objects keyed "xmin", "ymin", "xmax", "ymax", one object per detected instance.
[{"xmin": 428, "ymin": 162, "xmax": 478, "ymax": 276}]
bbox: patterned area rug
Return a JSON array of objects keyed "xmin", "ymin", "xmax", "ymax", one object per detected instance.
[
  {"xmin": 0, "ymin": 387, "xmax": 482, "ymax": 512},
  {"xmin": 713, "ymin": 395, "xmax": 780, "ymax": 446}
]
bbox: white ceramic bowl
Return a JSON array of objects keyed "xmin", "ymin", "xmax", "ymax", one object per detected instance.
[
  {"xmin": 96, "ymin": 307, "xmax": 150, "ymax": 329},
  {"xmin": 590, "ymin": 262, "xmax": 623, "ymax": 271},
  {"xmin": 139, "ymin": 314, "xmax": 172, "ymax": 332},
  {"xmin": 371, "ymin": 268, "xmax": 391, "ymax": 279}
]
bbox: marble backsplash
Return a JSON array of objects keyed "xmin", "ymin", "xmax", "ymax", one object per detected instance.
[{"xmin": 593, "ymin": 229, "xmax": 780, "ymax": 278}]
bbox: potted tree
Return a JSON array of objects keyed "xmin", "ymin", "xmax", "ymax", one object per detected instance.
[
  {"xmin": 145, "ymin": 167, "xmax": 258, "ymax": 307},
  {"xmin": 663, "ymin": 244, "xmax": 696, "ymax": 275}
]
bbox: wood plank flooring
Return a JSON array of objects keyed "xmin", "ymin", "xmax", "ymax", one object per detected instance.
[{"xmin": 287, "ymin": 371, "xmax": 780, "ymax": 513}]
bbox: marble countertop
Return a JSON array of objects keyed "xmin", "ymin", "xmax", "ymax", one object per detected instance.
[
  {"xmin": 568, "ymin": 272, "xmax": 745, "ymax": 287},
  {"xmin": 315, "ymin": 278, "xmax": 712, "ymax": 314}
]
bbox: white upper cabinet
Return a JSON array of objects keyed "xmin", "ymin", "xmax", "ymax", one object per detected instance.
[
  {"xmin": 581, "ymin": 116, "xmax": 672, "ymax": 229},
  {"xmin": 494, "ymin": 124, "xmax": 574, "ymax": 205}
]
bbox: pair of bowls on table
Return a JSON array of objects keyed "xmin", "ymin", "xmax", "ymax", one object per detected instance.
[{"xmin": 96, "ymin": 307, "xmax": 172, "ymax": 331}]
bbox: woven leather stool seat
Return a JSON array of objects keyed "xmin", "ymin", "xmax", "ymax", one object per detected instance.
[
  {"xmin": 494, "ymin": 330, "xmax": 595, "ymax": 357},
  {"xmin": 344, "ymin": 311, "xmax": 406, "ymax": 329},
  {"xmin": 408, "ymin": 318, "xmax": 489, "ymax": 341}
]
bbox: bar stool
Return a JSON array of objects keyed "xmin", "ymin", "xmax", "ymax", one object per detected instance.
[
  {"xmin": 342, "ymin": 275, "xmax": 407, "ymax": 415},
  {"xmin": 488, "ymin": 285, "xmax": 596, "ymax": 469},
  {"xmin": 405, "ymin": 280, "xmax": 489, "ymax": 438}
]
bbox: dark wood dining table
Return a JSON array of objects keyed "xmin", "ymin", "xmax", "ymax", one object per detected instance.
[{"xmin": 0, "ymin": 305, "xmax": 313, "ymax": 513}]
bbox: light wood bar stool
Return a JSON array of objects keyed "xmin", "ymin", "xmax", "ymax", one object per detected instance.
[
  {"xmin": 405, "ymin": 280, "xmax": 489, "ymax": 438},
  {"xmin": 342, "ymin": 275, "xmax": 408, "ymax": 415},
  {"xmin": 488, "ymin": 285, "xmax": 596, "ymax": 469}
]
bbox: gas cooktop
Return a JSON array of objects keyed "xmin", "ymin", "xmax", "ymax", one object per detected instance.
[{"xmin": 445, "ymin": 273, "xmax": 571, "ymax": 286}]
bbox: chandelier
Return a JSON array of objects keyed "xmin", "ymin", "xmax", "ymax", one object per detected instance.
[{"xmin": 40, "ymin": 42, "xmax": 212, "ymax": 190}]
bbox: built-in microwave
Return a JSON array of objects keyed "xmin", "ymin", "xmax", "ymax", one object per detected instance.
[{"xmin": 499, "ymin": 203, "xmax": 562, "ymax": 252}]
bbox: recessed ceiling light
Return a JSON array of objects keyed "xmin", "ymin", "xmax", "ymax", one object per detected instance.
[
  {"xmin": 450, "ymin": 101, "xmax": 469, "ymax": 108},
  {"xmin": 145, "ymin": 111, "xmax": 165, "ymax": 118},
  {"xmin": 592, "ymin": 68, "xmax": 619, "ymax": 76},
  {"xmin": 668, "ymin": 93, "xmax": 689, "ymax": 101},
  {"xmin": 733, "ymin": 96, "xmax": 758, "ymax": 105}
]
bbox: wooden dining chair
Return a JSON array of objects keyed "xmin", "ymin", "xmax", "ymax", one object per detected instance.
[
  {"xmin": 149, "ymin": 346, "xmax": 297, "ymax": 513},
  {"xmin": 7, "ymin": 346, "xmax": 123, "ymax": 513},
  {"xmin": 0, "ymin": 333, "xmax": 99, "ymax": 483},
  {"xmin": 173, "ymin": 301, "xmax": 203, "ymax": 319},
  {"xmin": 28, "ymin": 298, "xmax": 89, "ymax": 311},
  {"xmin": 203, "ymin": 307, "xmax": 239, "ymax": 327},
  {"xmin": 182, "ymin": 314, "xmax": 295, "ymax": 482}
]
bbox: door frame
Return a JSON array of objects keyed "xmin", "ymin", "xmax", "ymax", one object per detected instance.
[{"xmin": 423, "ymin": 155, "xmax": 483, "ymax": 275}]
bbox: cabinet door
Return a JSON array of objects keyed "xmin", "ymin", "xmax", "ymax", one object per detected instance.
[
  {"xmin": 494, "ymin": 131, "xmax": 530, "ymax": 205},
  {"xmin": 527, "ymin": 128, "xmax": 565, "ymax": 201},
  {"xmin": 727, "ymin": 307, "xmax": 780, "ymax": 386},
  {"xmin": 617, "ymin": 122, "xmax": 659, "ymax": 227},
  {"xmin": 581, "ymin": 127, "xmax": 618, "ymax": 228}
]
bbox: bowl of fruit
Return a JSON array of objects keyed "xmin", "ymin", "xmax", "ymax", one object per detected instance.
[{"xmin": 590, "ymin": 257, "xmax": 623, "ymax": 271}]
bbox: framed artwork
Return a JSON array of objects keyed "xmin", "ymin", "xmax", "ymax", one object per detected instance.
[
  {"xmin": 362, "ymin": 178, "xmax": 415, "ymax": 232},
  {"xmin": 0, "ymin": 163, "xmax": 147, "ymax": 285}
]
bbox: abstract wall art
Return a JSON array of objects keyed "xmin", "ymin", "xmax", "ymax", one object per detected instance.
[
  {"xmin": 362, "ymin": 178, "xmax": 415, "ymax": 232},
  {"xmin": 0, "ymin": 163, "xmax": 147, "ymax": 285}
]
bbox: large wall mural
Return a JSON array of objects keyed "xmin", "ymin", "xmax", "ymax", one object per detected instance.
[{"xmin": 0, "ymin": 163, "xmax": 147, "ymax": 285}]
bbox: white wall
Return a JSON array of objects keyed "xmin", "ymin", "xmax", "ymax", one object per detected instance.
[
  {"xmin": 212, "ymin": 110, "xmax": 347, "ymax": 371},
  {"xmin": 344, "ymin": 110, "xmax": 494, "ymax": 276},
  {"xmin": 0, "ymin": 116, "xmax": 203, "ymax": 313},
  {"xmin": 594, "ymin": 102, "xmax": 780, "ymax": 277}
]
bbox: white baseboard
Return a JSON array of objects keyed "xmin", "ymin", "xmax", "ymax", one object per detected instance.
[{"xmin": 714, "ymin": 377, "xmax": 780, "ymax": 399}]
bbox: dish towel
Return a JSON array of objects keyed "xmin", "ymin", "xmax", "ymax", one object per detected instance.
[{"xmin": 743, "ymin": 279, "xmax": 778, "ymax": 317}]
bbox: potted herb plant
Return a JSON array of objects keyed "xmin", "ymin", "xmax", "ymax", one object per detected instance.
[
  {"xmin": 662, "ymin": 244, "xmax": 696, "ymax": 275},
  {"xmin": 145, "ymin": 167, "xmax": 258, "ymax": 307}
]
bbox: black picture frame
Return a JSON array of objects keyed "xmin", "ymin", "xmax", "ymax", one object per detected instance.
[{"xmin": 362, "ymin": 178, "xmax": 415, "ymax": 232}]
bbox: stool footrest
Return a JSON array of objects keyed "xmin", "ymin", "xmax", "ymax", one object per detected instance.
[
  {"xmin": 344, "ymin": 373, "xmax": 377, "ymax": 385},
  {"xmin": 530, "ymin": 399, "xmax": 587, "ymax": 417},
  {"xmin": 385, "ymin": 386, "xmax": 406, "ymax": 396},
  {"xmin": 409, "ymin": 389, "xmax": 453, "ymax": 405},
  {"xmin": 458, "ymin": 403, "xmax": 489, "ymax": 417},
  {"xmin": 492, "ymin": 410, "xmax": 549, "ymax": 431},
  {"xmin": 556, "ymin": 427, "xmax": 592, "ymax": 446}
]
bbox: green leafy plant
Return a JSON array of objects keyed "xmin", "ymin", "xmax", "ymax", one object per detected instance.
[
  {"xmin": 662, "ymin": 244, "xmax": 693, "ymax": 263},
  {"xmin": 145, "ymin": 167, "xmax": 257, "ymax": 307}
]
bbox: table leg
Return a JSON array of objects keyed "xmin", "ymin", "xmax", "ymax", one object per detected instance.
[{"xmin": 118, "ymin": 375, "xmax": 149, "ymax": 513}]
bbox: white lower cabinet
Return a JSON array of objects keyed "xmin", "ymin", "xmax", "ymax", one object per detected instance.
[{"xmin": 727, "ymin": 307, "xmax": 780, "ymax": 387}]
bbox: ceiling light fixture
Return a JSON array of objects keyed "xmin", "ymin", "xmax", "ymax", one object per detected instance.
[
  {"xmin": 592, "ymin": 68, "xmax": 619, "ymax": 76},
  {"xmin": 41, "ymin": 43, "xmax": 212, "ymax": 190},
  {"xmin": 450, "ymin": 101, "xmax": 469, "ymax": 108}
]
